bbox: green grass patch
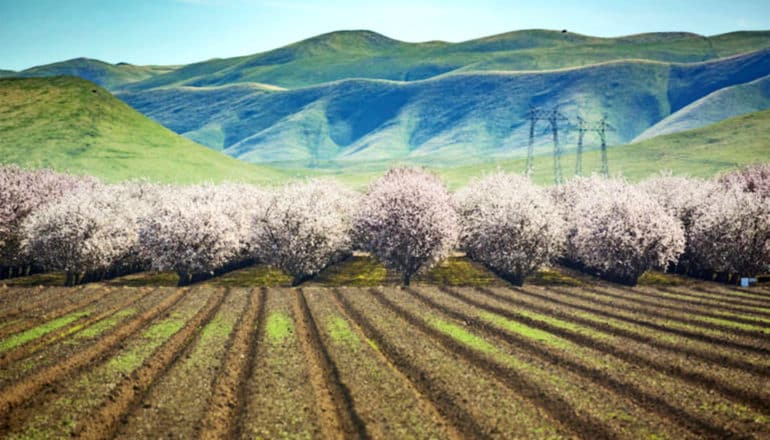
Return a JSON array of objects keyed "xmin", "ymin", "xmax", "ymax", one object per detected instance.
[
  {"xmin": 73, "ymin": 308, "xmax": 137, "ymax": 340},
  {"xmin": 3, "ymin": 272, "xmax": 67, "ymax": 287},
  {"xmin": 266, "ymin": 312, "xmax": 294, "ymax": 344},
  {"xmin": 207, "ymin": 265, "xmax": 292, "ymax": 287},
  {"xmin": 0, "ymin": 311, "xmax": 89, "ymax": 352},
  {"xmin": 526, "ymin": 268, "xmax": 584, "ymax": 286},
  {"xmin": 200, "ymin": 316, "xmax": 234, "ymax": 342},
  {"xmin": 428, "ymin": 316, "xmax": 498, "ymax": 354},
  {"xmin": 638, "ymin": 272, "xmax": 687, "ymax": 286},
  {"xmin": 695, "ymin": 315, "xmax": 770, "ymax": 333},
  {"xmin": 326, "ymin": 315, "xmax": 360, "ymax": 348},
  {"xmin": 479, "ymin": 312, "xmax": 573, "ymax": 350},
  {"xmin": 142, "ymin": 318, "xmax": 185, "ymax": 340},
  {"xmin": 312, "ymin": 256, "xmax": 391, "ymax": 286},
  {"xmin": 105, "ymin": 272, "xmax": 179, "ymax": 287},
  {"xmin": 419, "ymin": 257, "xmax": 502, "ymax": 286}
]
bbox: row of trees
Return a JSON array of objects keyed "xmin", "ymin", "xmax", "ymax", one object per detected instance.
[{"xmin": 1, "ymin": 164, "xmax": 768, "ymax": 287}]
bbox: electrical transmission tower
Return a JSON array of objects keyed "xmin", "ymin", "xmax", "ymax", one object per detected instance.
[
  {"xmin": 575, "ymin": 116, "xmax": 587, "ymax": 177},
  {"xmin": 546, "ymin": 106, "xmax": 569, "ymax": 185},
  {"xmin": 595, "ymin": 115, "xmax": 615, "ymax": 177},
  {"xmin": 573, "ymin": 115, "xmax": 615, "ymax": 178},
  {"xmin": 525, "ymin": 106, "xmax": 550, "ymax": 177}
]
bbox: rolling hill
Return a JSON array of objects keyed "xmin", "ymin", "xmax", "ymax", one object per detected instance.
[
  {"xmin": 12, "ymin": 58, "xmax": 178, "ymax": 90},
  {"xmin": 117, "ymin": 48, "xmax": 770, "ymax": 166},
  {"xmin": 0, "ymin": 77, "xmax": 287, "ymax": 184},
  {"xmin": 118, "ymin": 29, "xmax": 770, "ymax": 91},
  {"xmin": 634, "ymin": 74, "xmax": 770, "ymax": 141}
]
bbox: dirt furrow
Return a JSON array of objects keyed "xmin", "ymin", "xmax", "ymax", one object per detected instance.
[
  {"xmin": 415, "ymin": 286, "xmax": 769, "ymax": 434},
  {"xmin": 0, "ymin": 286, "xmax": 188, "ymax": 423},
  {"xmin": 198, "ymin": 288, "xmax": 264, "ymax": 440},
  {"xmin": 0, "ymin": 286, "xmax": 109, "ymax": 339},
  {"xmin": 585, "ymin": 284, "xmax": 770, "ymax": 330},
  {"xmin": 0, "ymin": 288, "xmax": 152, "ymax": 369},
  {"xmin": 368, "ymin": 287, "xmax": 617, "ymax": 440},
  {"xmin": 692, "ymin": 284, "xmax": 770, "ymax": 304},
  {"xmin": 0, "ymin": 286, "xmax": 72, "ymax": 317},
  {"xmin": 304, "ymin": 287, "xmax": 463, "ymax": 439},
  {"xmin": 73, "ymin": 287, "xmax": 229, "ymax": 439},
  {"xmin": 333, "ymin": 288, "xmax": 528, "ymax": 439},
  {"xmin": 636, "ymin": 286, "xmax": 770, "ymax": 318},
  {"xmin": 115, "ymin": 288, "xmax": 248, "ymax": 439},
  {"xmin": 511, "ymin": 285, "xmax": 770, "ymax": 356},
  {"xmin": 294, "ymin": 288, "xmax": 367, "ymax": 439}
]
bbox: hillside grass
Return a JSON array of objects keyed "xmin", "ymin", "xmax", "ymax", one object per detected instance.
[{"xmin": 0, "ymin": 77, "xmax": 290, "ymax": 184}]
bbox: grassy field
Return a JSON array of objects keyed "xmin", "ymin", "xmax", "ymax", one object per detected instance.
[
  {"xmin": 1, "ymin": 260, "xmax": 769, "ymax": 438},
  {"xmin": 0, "ymin": 77, "xmax": 289, "ymax": 184}
]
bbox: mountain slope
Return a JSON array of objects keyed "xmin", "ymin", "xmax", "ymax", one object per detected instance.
[
  {"xmin": 634, "ymin": 75, "xmax": 770, "ymax": 141},
  {"xmin": 120, "ymin": 29, "xmax": 770, "ymax": 90},
  {"xmin": 118, "ymin": 48, "xmax": 770, "ymax": 166},
  {"xmin": 15, "ymin": 58, "xmax": 177, "ymax": 90},
  {"xmin": 0, "ymin": 77, "xmax": 285, "ymax": 183},
  {"xmin": 425, "ymin": 108, "xmax": 770, "ymax": 188}
]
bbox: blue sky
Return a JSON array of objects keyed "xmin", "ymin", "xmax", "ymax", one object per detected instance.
[{"xmin": 1, "ymin": 0, "xmax": 769, "ymax": 70}]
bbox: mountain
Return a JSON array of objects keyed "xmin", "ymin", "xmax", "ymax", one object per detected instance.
[
  {"xmin": 13, "ymin": 58, "xmax": 178, "ymax": 90},
  {"xmin": 634, "ymin": 75, "xmax": 770, "ymax": 141},
  {"xmin": 117, "ymin": 47, "xmax": 770, "ymax": 166},
  {"xmin": 0, "ymin": 77, "xmax": 286, "ymax": 183},
  {"xmin": 0, "ymin": 70, "xmax": 15, "ymax": 77},
  {"xmin": 119, "ymin": 29, "xmax": 770, "ymax": 91}
]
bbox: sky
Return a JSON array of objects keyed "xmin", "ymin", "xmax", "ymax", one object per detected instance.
[{"xmin": 1, "ymin": 0, "xmax": 769, "ymax": 71}]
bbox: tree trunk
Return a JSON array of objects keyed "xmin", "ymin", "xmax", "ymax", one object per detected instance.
[
  {"xmin": 177, "ymin": 272, "xmax": 191, "ymax": 287},
  {"xmin": 402, "ymin": 272, "xmax": 411, "ymax": 287},
  {"xmin": 65, "ymin": 271, "xmax": 75, "ymax": 287}
]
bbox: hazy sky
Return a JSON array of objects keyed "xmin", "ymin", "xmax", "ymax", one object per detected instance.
[{"xmin": 2, "ymin": 0, "xmax": 769, "ymax": 70}]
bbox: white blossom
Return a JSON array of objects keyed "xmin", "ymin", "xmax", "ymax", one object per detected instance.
[
  {"xmin": 354, "ymin": 167, "xmax": 458, "ymax": 286},
  {"xmin": 456, "ymin": 172, "xmax": 565, "ymax": 285}
]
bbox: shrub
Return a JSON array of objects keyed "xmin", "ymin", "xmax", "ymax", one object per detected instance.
[
  {"xmin": 354, "ymin": 168, "xmax": 458, "ymax": 286},
  {"xmin": 456, "ymin": 173, "xmax": 565, "ymax": 285},
  {"xmin": 554, "ymin": 175, "xmax": 685, "ymax": 285},
  {"xmin": 252, "ymin": 180, "xmax": 356, "ymax": 286}
]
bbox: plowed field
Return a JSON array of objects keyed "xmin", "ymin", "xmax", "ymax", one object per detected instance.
[{"xmin": 1, "ymin": 277, "xmax": 769, "ymax": 439}]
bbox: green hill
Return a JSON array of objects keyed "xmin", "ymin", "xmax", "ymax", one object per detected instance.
[
  {"xmin": 117, "ymin": 48, "xmax": 770, "ymax": 166},
  {"xmin": 426, "ymin": 109, "xmax": 770, "ymax": 189},
  {"xmin": 634, "ymin": 75, "xmax": 770, "ymax": 141},
  {"xmin": 0, "ymin": 77, "xmax": 287, "ymax": 184},
  {"xmin": 120, "ymin": 29, "xmax": 770, "ymax": 91},
  {"xmin": 15, "ymin": 58, "xmax": 178, "ymax": 90}
]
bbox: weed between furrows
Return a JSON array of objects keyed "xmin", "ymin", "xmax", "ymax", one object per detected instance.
[{"xmin": 0, "ymin": 311, "xmax": 90, "ymax": 352}]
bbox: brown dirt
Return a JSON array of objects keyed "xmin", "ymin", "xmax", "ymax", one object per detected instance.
[
  {"xmin": 0, "ymin": 288, "xmax": 152, "ymax": 369},
  {"xmin": 304, "ymin": 287, "xmax": 463, "ymax": 439},
  {"xmin": 197, "ymin": 288, "xmax": 264, "ymax": 439},
  {"xmin": 473, "ymin": 286, "xmax": 770, "ymax": 375},
  {"xmin": 294, "ymin": 288, "xmax": 366, "ymax": 439},
  {"xmin": 73, "ymin": 287, "xmax": 228, "ymax": 439},
  {"xmin": 114, "ymin": 288, "xmax": 248, "ymax": 439},
  {"xmin": 335, "ymin": 287, "xmax": 566, "ymax": 439},
  {"xmin": 0, "ymin": 286, "xmax": 188, "ymax": 424},
  {"xmin": 411, "ymin": 286, "xmax": 759, "ymax": 438},
  {"xmin": 239, "ymin": 287, "xmax": 323, "ymax": 439},
  {"xmin": 0, "ymin": 286, "xmax": 109, "ymax": 339}
]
